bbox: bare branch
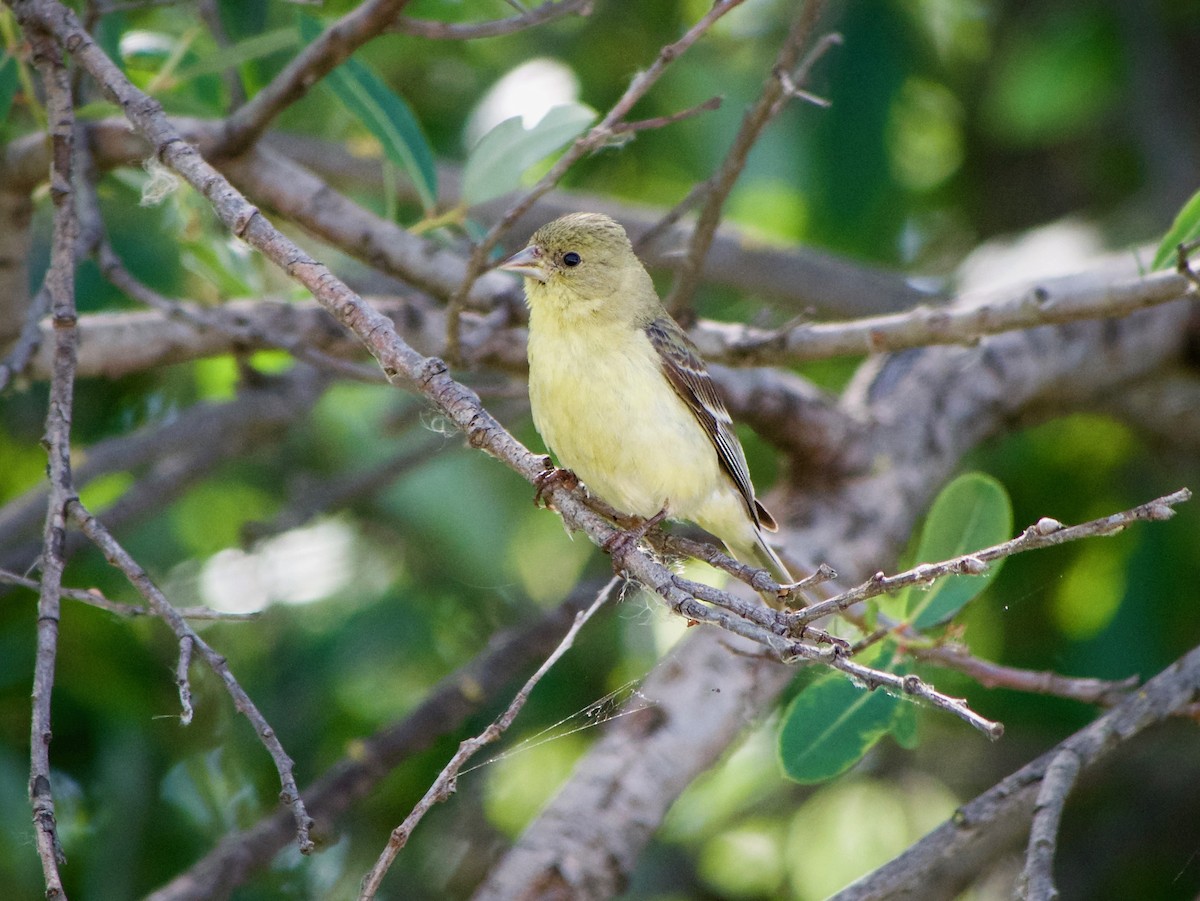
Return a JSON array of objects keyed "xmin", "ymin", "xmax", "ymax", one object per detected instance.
[
  {"xmin": 831, "ymin": 642, "xmax": 1200, "ymax": 900},
  {"xmin": 16, "ymin": 297, "xmax": 526, "ymax": 382},
  {"xmin": 69, "ymin": 500, "xmax": 315, "ymax": 852},
  {"xmin": 447, "ymin": 0, "xmax": 752, "ymax": 357},
  {"xmin": 213, "ymin": 0, "xmax": 415, "ymax": 157},
  {"xmin": 915, "ymin": 645, "xmax": 1141, "ymax": 707},
  {"xmin": 25, "ymin": 26, "xmax": 78, "ymax": 896},
  {"xmin": 663, "ymin": 1, "xmax": 828, "ymax": 316},
  {"xmin": 613, "ymin": 95, "xmax": 723, "ymax": 135},
  {"xmin": 389, "ymin": 0, "xmax": 591, "ymax": 39},
  {"xmin": 358, "ymin": 577, "xmax": 618, "ymax": 899},
  {"xmin": 787, "ymin": 488, "xmax": 1192, "ymax": 626},
  {"xmin": 692, "ymin": 267, "xmax": 1195, "ymax": 365},
  {"xmin": 1017, "ymin": 749, "xmax": 1082, "ymax": 901}
]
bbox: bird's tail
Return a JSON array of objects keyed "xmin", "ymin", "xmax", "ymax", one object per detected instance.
[{"xmin": 737, "ymin": 528, "xmax": 793, "ymax": 587}]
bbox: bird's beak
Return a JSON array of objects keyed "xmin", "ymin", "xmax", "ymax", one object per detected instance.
[{"xmin": 499, "ymin": 245, "xmax": 548, "ymax": 283}]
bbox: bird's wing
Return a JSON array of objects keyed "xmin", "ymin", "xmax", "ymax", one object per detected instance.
[{"xmin": 645, "ymin": 317, "xmax": 776, "ymax": 531}]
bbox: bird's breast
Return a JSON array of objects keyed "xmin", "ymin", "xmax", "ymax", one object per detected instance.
[{"xmin": 526, "ymin": 315, "xmax": 727, "ymax": 519}]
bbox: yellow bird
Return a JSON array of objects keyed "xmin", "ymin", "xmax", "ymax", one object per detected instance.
[{"xmin": 501, "ymin": 212, "xmax": 791, "ymax": 583}]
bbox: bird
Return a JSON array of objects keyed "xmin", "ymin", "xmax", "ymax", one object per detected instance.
[{"xmin": 500, "ymin": 211, "xmax": 792, "ymax": 584}]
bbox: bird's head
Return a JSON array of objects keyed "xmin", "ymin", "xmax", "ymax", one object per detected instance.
[{"xmin": 500, "ymin": 213, "xmax": 655, "ymax": 321}]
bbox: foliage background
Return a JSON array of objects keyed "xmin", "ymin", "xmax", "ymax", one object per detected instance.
[{"xmin": 1, "ymin": 0, "xmax": 1199, "ymax": 898}]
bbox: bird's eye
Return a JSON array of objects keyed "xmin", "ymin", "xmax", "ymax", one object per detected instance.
[{"xmin": 562, "ymin": 251, "xmax": 582, "ymax": 267}]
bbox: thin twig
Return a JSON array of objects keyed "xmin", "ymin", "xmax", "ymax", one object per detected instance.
[
  {"xmin": 176, "ymin": 636, "xmax": 195, "ymax": 726},
  {"xmin": 214, "ymin": 0, "xmax": 415, "ymax": 157},
  {"xmin": 917, "ymin": 645, "xmax": 1141, "ymax": 707},
  {"xmin": 145, "ymin": 582, "xmax": 607, "ymax": 901},
  {"xmin": 357, "ymin": 577, "xmax": 619, "ymax": 900},
  {"xmin": 786, "ymin": 488, "xmax": 1193, "ymax": 627},
  {"xmin": 613, "ymin": 95, "xmax": 723, "ymax": 135},
  {"xmin": 389, "ymin": 0, "xmax": 591, "ymax": 39},
  {"xmin": 447, "ymin": 0, "xmax": 750, "ymax": 359},
  {"xmin": 26, "ymin": 27, "xmax": 78, "ymax": 896},
  {"xmin": 69, "ymin": 500, "xmax": 315, "ymax": 852},
  {"xmin": 0, "ymin": 568, "xmax": 261, "ymax": 620},
  {"xmin": 663, "ymin": 1, "xmax": 830, "ymax": 316}
]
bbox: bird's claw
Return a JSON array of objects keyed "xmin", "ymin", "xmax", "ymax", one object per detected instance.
[
  {"xmin": 533, "ymin": 463, "xmax": 579, "ymax": 508},
  {"xmin": 603, "ymin": 504, "xmax": 670, "ymax": 561}
]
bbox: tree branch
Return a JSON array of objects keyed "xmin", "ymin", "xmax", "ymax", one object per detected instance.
[
  {"xmin": 145, "ymin": 582, "xmax": 606, "ymax": 901},
  {"xmin": 663, "ymin": 0, "xmax": 829, "ymax": 316},
  {"xmin": 359, "ymin": 578, "xmax": 618, "ymax": 899},
  {"xmin": 389, "ymin": 0, "xmax": 591, "ymax": 40},
  {"xmin": 212, "ymin": 0, "xmax": 415, "ymax": 157},
  {"xmin": 831, "ymin": 642, "xmax": 1200, "ymax": 900},
  {"xmin": 24, "ymin": 25, "xmax": 79, "ymax": 896},
  {"xmin": 1016, "ymin": 748, "xmax": 1081, "ymax": 901},
  {"xmin": 69, "ymin": 499, "xmax": 315, "ymax": 852},
  {"xmin": 691, "ymin": 267, "xmax": 1195, "ymax": 364}
]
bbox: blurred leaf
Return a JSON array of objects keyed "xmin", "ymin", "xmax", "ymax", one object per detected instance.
[
  {"xmin": 74, "ymin": 100, "xmax": 125, "ymax": 120},
  {"xmin": 982, "ymin": 10, "xmax": 1120, "ymax": 146},
  {"xmin": 173, "ymin": 26, "xmax": 297, "ymax": 83},
  {"xmin": 462, "ymin": 103, "xmax": 596, "ymax": 206},
  {"xmin": 0, "ymin": 50, "xmax": 17, "ymax": 124},
  {"xmin": 777, "ymin": 670, "xmax": 899, "ymax": 784},
  {"xmin": 78, "ymin": 471, "xmax": 134, "ymax": 513},
  {"xmin": 297, "ymin": 13, "xmax": 437, "ymax": 212},
  {"xmin": 902, "ymin": 472, "xmax": 1013, "ymax": 630},
  {"xmin": 161, "ymin": 749, "xmax": 258, "ymax": 836},
  {"xmin": 1152, "ymin": 187, "xmax": 1200, "ymax": 271},
  {"xmin": 172, "ymin": 480, "xmax": 276, "ymax": 555}
]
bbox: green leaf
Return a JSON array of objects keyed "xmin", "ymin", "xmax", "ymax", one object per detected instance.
[
  {"xmin": 296, "ymin": 14, "xmax": 437, "ymax": 212},
  {"xmin": 173, "ymin": 26, "xmax": 298, "ymax": 83},
  {"xmin": 902, "ymin": 472, "xmax": 1013, "ymax": 630},
  {"xmin": 0, "ymin": 51, "xmax": 17, "ymax": 124},
  {"xmin": 462, "ymin": 103, "xmax": 596, "ymax": 207},
  {"xmin": 1152, "ymin": 187, "xmax": 1200, "ymax": 271},
  {"xmin": 777, "ymin": 672, "xmax": 899, "ymax": 784}
]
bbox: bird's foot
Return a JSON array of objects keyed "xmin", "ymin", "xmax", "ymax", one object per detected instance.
[
  {"xmin": 603, "ymin": 504, "xmax": 670, "ymax": 561},
  {"xmin": 533, "ymin": 460, "xmax": 579, "ymax": 508}
]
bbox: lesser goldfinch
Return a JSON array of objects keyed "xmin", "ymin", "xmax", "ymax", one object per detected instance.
[{"xmin": 501, "ymin": 212, "xmax": 791, "ymax": 583}]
